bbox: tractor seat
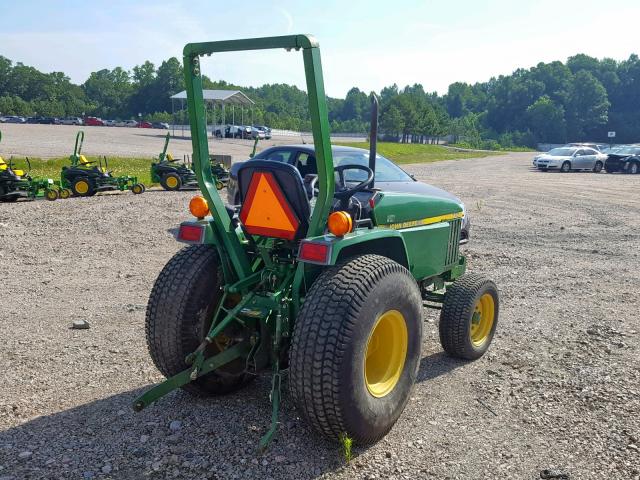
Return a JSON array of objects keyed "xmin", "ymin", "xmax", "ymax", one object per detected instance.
[
  {"xmin": 0, "ymin": 156, "xmax": 6, "ymax": 170},
  {"xmin": 166, "ymin": 153, "xmax": 178, "ymax": 162},
  {"xmin": 237, "ymin": 160, "xmax": 310, "ymax": 240}
]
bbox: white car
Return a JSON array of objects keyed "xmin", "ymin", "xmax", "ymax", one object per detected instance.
[
  {"xmin": 103, "ymin": 119, "xmax": 116, "ymax": 127},
  {"xmin": 536, "ymin": 147, "xmax": 608, "ymax": 173},
  {"xmin": 60, "ymin": 117, "xmax": 83, "ymax": 125}
]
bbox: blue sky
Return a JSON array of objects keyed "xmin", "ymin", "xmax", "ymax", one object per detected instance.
[{"xmin": 0, "ymin": 0, "xmax": 638, "ymax": 97}]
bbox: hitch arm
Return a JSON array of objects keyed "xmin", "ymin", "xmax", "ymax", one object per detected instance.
[{"xmin": 132, "ymin": 341, "xmax": 250, "ymax": 412}]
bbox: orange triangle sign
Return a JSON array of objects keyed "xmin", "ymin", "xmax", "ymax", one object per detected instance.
[{"xmin": 240, "ymin": 172, "xmax": 300, "ymax": 240}]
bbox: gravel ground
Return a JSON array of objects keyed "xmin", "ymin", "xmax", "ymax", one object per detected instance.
[
  {"xmin": 0, "ymin": 124, "xmax": 358, "ymax": 161},
  {"xmin": 0, "ymin": 152, "xmax": 638, "ymax": 480}
]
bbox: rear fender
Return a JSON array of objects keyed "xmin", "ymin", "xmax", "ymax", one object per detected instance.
[{"xmin": 299, "ymin": 229, "xmax": 410, "ymax": 269}]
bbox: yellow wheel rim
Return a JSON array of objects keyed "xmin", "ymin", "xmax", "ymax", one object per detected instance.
[
  {"xmin": 364, "ymin": 310, "xmax": 408, "ymax": 398},
  {"xmin": 75, "ymin": 181, "xmax": 89, "ymax": 195},
  {"xmin": 46, "ymin": 190, "xmax": 57, "ymax": 200},
  {"xmin": 61, "ymin": 189, "xmax": 70, "ymax": 199},
  {"xmin": 166, "ymin": 176, "xmax": 179, "ymax": 188},
  {"xmin": 470, "ymin": 293, "xmax": 495, "ymax": 347}
]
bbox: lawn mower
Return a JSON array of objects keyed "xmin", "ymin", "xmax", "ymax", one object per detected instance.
[
  {"xmin": 0, "ymin": 131, "xmax": 67, "ymax": 201},
  {"xmin": 151, "ymin": 132, "xmax": 199, "ymax": 191},
  {"xmin": 61, "ymin": 131, "xmax": 145, "ymax": 196},
  {"xmin": 133, "ymin": 35, "xmax": 499, "ymax": 451}
]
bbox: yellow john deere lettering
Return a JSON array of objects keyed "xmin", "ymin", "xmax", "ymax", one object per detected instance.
[{"xmin": 381, "ymin": 211, "xmax": 464, "ymax": 230}]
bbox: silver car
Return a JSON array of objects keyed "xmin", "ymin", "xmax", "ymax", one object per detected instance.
[{"xmin": 536, "ymin": 146, "xmax": 608, "ymax": 173}]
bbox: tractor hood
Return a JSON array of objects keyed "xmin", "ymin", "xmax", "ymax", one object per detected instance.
[{"xmin": 372, "ymin": 191, "xmax": 463, "ymax": 228}]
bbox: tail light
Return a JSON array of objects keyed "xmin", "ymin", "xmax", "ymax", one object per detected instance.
[
  {"xmin": 177, "ymin": 223, "xmax": 205, "ymax": 243},
  {"xmin": 298, "ymin": 240, "xmax": 332, "ymax": 265}
]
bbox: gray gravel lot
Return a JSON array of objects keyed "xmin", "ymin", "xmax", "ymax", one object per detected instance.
[
  {"xmin": 0, "ymin": 124, "xmax": 356, "ymax": 161},
  {"xmin": 0, "ymin": 152, "xmax": 638, "ymax": 479}
]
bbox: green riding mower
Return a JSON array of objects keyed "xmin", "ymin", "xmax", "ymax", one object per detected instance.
[
  {"xmin": 61, "ymin": 131, "xmax": 145, "ymax": 197},
  {"xmin": 0, "ymin": 131, "xmax": 68, "ymax": 202},
  {"xmin": 151, "ymin": 132, "xmax": 199, "ymax": 191},
  {"xmin": 133, "ymin": 35, "xmax": 500, "ymax": 450}
]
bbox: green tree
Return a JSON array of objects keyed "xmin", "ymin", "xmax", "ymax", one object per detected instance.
[
  {"xmin": 526, "ymin": 95, "xmax": 566, "ymax": 143},
  {"xmin": 566, "ymin": 70, "xmax": 609, "ymax": 139}
]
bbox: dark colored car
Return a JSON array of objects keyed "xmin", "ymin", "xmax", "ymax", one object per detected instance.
[
  {"xmin": 605, "ymin": 145, "xmax": 640, "ymax": 174},
  {"xmin": 227, "ymin": 144, "xmax": 471, "ymax": 242},
  {"xmin": 39, "ymin": 117, "xmax": 59, "ymax": 124}
]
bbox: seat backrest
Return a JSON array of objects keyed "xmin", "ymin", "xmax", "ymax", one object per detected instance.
[
  {"xmin": 79, "ymin": 155, "xmax": 91, "ymax": 165},
  {"xmin": 237, "ymin": 160, "xmax": 310, "ymax": 240},
  {"xmin": 0, "ymin": 156, "xmax": 6, "ymax": 170}
]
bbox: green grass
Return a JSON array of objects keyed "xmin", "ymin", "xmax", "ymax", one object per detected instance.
[
  {"xmin": 339, "ymin": 433, "xmax": 353, "ymax": 463},
  {"xmin": 7, "ymin": 156, "xmax": 157, "ymax": 185},
  {"xmin": 335, "ymin": 142, "xmax": 500, "ymax": 164}
]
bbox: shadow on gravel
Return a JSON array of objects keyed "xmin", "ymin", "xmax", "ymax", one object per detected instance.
[
  {"xmin": 0, "ymin": 380, "xmax": 344, "ymax": 479},
  {"xmin": 417, "ymin": 351, "xmax": 467, "ymax": 383}
]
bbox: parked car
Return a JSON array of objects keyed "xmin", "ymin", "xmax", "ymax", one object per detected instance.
[
  {"xmin": 103, "ymin": 119, "xmax": 116, "ymax": 127},
  {"xmin": 2, "ymin": 116, "xmax": 26, "ymax": 124},
  {"xmin": 26, "ymin": 116, "xmax": 40, "ymax": 124},
  {"xmin": 123, "ymin": 120, "xmax": 138, "ymax": 127},
  {"xmin": 605, "ymin": 145, "xmax": 640, "ymax": 174},
  {"xmin": 138, "ymin": 121, "xmax": 153, "ymax": 129},
  {"xmin": 536, "ymin": 146, "xmax": 608, "ymax": 172},
  {"xmin": 227, "ymin": 144, "xmax": 471, "ymax": 242},
  {"xmin": 152, "ymin": 122, "xmax": 170, "ymax": 129},
  {"xmin": 214, "ymin": 125, "xmax": 248, "ymax": 138},
  {"xmin": 39, "ymin": 117, "xmax": 59, "ymax": 124},
  {"xmin": 84, "ymin": 117, "xmax": 104, "ymax": 127},
  {"xmin": 565, "ymin": 142, "xmax": 607, "ymax": 152},
  {"xmin": 253, "ymin": 125, "xmax": 272, "ymax": 139},
  {"xmin": 251, "ymin": 126, "xmax": 266, "ymax": 140},
  {"xmin": 60, "ymin": 117, "xmax": 83, "ymax": 125}
]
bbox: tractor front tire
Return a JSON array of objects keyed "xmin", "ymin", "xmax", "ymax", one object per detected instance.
[
  {"xmin": 60, "ymin": 188, "xmax": 72, "ymax": 199},
  {"xmin": 161, "ymin": 173, "xmax": 182, "ymax": 191},
  {"xmin": 45, "ymin": 189, "xmax": 59, "ymax": 201},
  {"xmin": 131, "ymin": 183, "xmax": 144, "ymax": 195},
  {"xmin": 439, "ymin": 273, "xmax": 499, "ymax": 360},
  {"xmin": 146, "ymin": 245, "xmax": 253, "ymax": 396},
  {"xmin": 289, "ymin": 254, "xmax": 423, "ymax": 445}
]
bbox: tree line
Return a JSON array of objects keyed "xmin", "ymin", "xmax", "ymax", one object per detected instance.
[{"xmin": 0, "ymin": 52, "xmax": 638, "ymax": 146}]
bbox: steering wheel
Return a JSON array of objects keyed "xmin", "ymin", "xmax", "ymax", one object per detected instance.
[{"xmin": 333, "ymin": 164, "xmax": 374, "ymax": 200}]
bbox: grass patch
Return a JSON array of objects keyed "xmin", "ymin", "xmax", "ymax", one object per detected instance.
[
  {"xmin": 339, "ymin": 433, "xmax": 353, "ymax": 463},
  {"xmin": 6, "ymin": 156, "xmax": 157, "ymax": 185},
  {"xmin": 335, "ymin": 142, "xmax": 500, "ymax": 164}
]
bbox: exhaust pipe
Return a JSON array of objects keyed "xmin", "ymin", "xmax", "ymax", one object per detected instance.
[{"xmin": 369, "ymin": 93, "xmax": 379, "ymax": 189}]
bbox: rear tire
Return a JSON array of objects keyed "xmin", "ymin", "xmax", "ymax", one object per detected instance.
[
  {"xmin": 289, "ymin": 254, "xmax": 423, "ymax": 445},
  {"xmin": 439, "ymin": 273, "xmax": 499, "ymax": 360},
  {"xmin": 560, "ymin": 161, "xmax": 571, "ymax": 173},
  {"xmin": 60, "ymin": 189, "xmax": 71, "ymax": 199},
  {"xmin": 593, "ymin": 161, "xmax": 603, "ymax": 173},
  {"xmin": 630, "ymin": 162, "xmax": 639, "ymax": 174},
  {"xmin": 146, "ymin": 245, "xmax": 253, "ymax": 396},
  {"xmin": 161, "ymin": 173, "xmax": 182, "ymax": 191},
  {"xmin": 131, "ymin": 183, "xmax": 144, "ymax": 195},
  {"xmin": 71, "ymin": 178, "xmax": 94, "ymax": 197}
]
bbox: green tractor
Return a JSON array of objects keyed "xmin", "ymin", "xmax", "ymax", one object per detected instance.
[
  {"xmin": 151, "ymin": 132, "xmax": 199, "ymax": 191},
  {"xmin": 61, "ymin": 131, "xmax": 145, "ymax": 197},
  {"xmin": 134, "ymin": 35, "xmax": 499, "ymax": 450},
  {"xmin": 0, "ymin": 131, "xmax": 67, "ymax": 202}
]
